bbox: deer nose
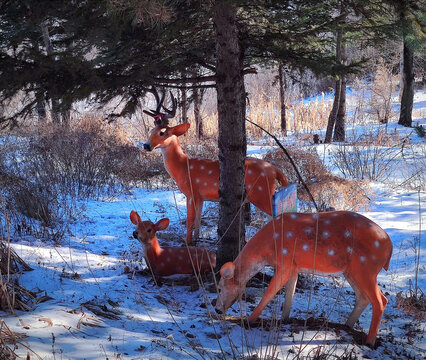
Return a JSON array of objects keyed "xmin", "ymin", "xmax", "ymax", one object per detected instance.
[
  {"xmin": 143, "ymin": 143, "xmax": 152, "ymax": 151},
  {"xmin": 133, "ymin": 231, "xmax": 138, "ymax": 239}
]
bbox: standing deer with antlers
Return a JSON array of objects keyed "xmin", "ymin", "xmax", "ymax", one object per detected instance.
[
  {"xmin": 215, "ymin": 211, "xmax": 393, "ymax": 347},
  {"xmin": 143, "ymin": 88, "xmax": 289, "ymax": 244}
]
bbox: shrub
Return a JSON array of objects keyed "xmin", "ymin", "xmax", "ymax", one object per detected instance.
[
  {"xmin": 330, "ymin": 129, "xmax": 402, "ymax": 183},
  {"xmin": 0, "ymin": 116, "xmax": 165, "ymax": 237},
  {"xmin": 264, "ymin": 147, "xmax": 372, "ymax": 211}
]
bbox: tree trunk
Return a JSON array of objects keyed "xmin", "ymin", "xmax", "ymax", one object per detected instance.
[
  {"xmin": 333, "ymin": 77, "xmax": 346, "ymax": 142},
  {"xmin": 37, "ymin": 101, "xmax": 46, "ymax": 121},
  {"xmin": 278, "ymin": 63, "xmax": 287, "ymax": 136},
  {"xmin": 213, "ymin": 1, "xmax": 246, "ymax": 269},
  {"xmin": 180, "ymin": 87, "xmax": 188, "ymax": 123},
  {"xmin": 324, "ymin": 2, "xmax": 345, "ymax": 143},
  {"xmin": 324, "ymin": 79, "xmax": 341, "ymax": 143},
  {"xmin": 41, "ymin": 21, "xmax": 61, "ymax": 125},
  {"xmin": 193, "ymin": 88, "xmax": 204, "ymax": 138},
  {"xmin": 398, "ymin": 40, "xmax": 414, "ymax": 127}
]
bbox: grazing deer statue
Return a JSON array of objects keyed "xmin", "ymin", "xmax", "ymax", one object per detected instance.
[
  {"xmin": 143, "ymin": 88, "xmax": 289, "ymax": 244},
  {"xmin": 215, "ymin": 211, "xmax": 393, "ymax": 347},
  {"xmin": 130, "ymin": 211, "xmax": 216, "ymax": 276}
]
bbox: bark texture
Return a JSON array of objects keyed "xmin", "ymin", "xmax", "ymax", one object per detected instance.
[
  {"xmin": 213, "ymin": 1, "xmax": 246, "ymax": 269},
  {"xmin": 398, "ymin": 40, "xmax": 414, "ymax": 127}
]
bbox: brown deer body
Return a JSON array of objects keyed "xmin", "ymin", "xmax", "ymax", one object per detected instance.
[
  {"xmin": 215, "ymin": 211, "xmax": 393, "ymax": 346},
  {"xmin": 143, "ymin": 90, "xmax": 288, "ymax": 243},
  {"xmin": 130, "ymin": 211, "xmax": 216, "ymax": 276}
]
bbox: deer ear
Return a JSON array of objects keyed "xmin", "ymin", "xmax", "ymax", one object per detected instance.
[
  {"xmin": 170, "ymin": 123, "xmax": 190, "ymax": 137},
  {"xmin": 130, "ymin": 211, "xmax": 141, "ymax": 225},
  {"xmin": 155, "ymin": 218, "xmax": 170, "ymax": 231},
  {"xmin": 220, "ymin": 262, "xmax": 235, "ymax": 280}
]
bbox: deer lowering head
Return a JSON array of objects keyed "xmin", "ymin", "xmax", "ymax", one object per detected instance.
[
  {"xmin": 142, "ymin": 88, "xmax": 289, "ymax": 244},
  {"xmin": 215, "ymin": 211, "xmax": 393, "ymax": 347},
  {"xmin": 130, "ymin": 210, "xmax": 216, "ymax": 276}
]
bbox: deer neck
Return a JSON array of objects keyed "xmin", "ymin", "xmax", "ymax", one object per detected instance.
[
  {"xmin": 160, "ymin": 137, "xmax": 189, "ymax": 181},
  {"xmin": 233, "ymin": 244, "xmax": 267, "ymax": 286},
  {"xmin": 144, "ymin": 237, "xmax": 163, "ymax": 260}
]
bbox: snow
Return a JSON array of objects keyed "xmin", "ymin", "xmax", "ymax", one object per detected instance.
[{"xmin": 2, "ymin": 92, "xmax": 425, "ymax": 359}]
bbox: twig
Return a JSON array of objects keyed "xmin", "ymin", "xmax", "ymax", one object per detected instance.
[{"xmin": 245, "ymin": 118, "xmax": 319, "ymax": 212}]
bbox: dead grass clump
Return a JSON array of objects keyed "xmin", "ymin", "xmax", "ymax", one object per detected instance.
[
  {"xmin": 396, "ymin": 290, "xmax": 426, "ymax": 321},
  {"xmin": 0, "ymin": 320, "xmax": 28, "ymax": 360},
  {"xmin": 183, "ymin": 137, "xmax": 218, "ymax": 161},
  {"xmin": 0, "ymin": 238, "xmax": 32, "ymax": 275},
  {"xmin": 299, "ymin": 175, "xmax": 373, "ymax": 212},
  {"xmin": 264, "ymin": 148, "xmax": 372, "ymax": 211},
  {"xmin": 264, "ymin": 147, "xmax": 329, "ymax": 184}
]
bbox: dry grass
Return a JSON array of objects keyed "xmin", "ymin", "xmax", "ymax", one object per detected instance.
[{"xmin": 264, "ymin": 148, "xmax": 372, "ymax": 212}]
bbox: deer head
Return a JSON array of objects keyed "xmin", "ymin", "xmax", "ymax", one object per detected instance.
[{"xmin": 130, "ymin": 210, "xmax": 169, "ymax": 247}]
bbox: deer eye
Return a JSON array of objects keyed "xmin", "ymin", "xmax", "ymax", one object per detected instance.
[
  {"xmin": 159, "ymin": 131, "xmax": 165, "ymax": 136},
  {"xmin": 147, "ymin": 229, "xmax": 152, "ymax": 233}
]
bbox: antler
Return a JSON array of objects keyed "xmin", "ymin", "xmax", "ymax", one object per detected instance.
[
  {"xmin": 143, "ymin": 87, "xmax": 176, "ymax": 128},
  {"xmin": 162, "ymin": 91, "xmax": 177, "ymax": 119}
]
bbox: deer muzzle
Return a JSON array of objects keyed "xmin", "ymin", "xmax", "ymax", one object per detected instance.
[{"xmin": 143, "ymin": 143, "xmax": 152, "ymax": 151}]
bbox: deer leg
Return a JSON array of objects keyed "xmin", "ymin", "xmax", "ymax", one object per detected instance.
[
  {"xmin": 186, "ymin": 196, "xmax": 202, "ymax": 244},
  {"xmin": 281, "ymin": 272, "xmax": 298, "ymax": 321},
  {"xmin": 186, "ymin": 197, "xmax": 196, "ymax": 244},
  {"xmin": 248, "ymin": 267, "xmax": 290, "ymax": 323},
  {"xmin": 346, "ymin": 271, "xmax": 387, "ymax": 346},
  {"xmin": 193, "ymin": 199, "xmax": 204, "ymax": 239},
  {"xmin": 345, "ymin": 275, "xmax": 369, "ymax": 328}
]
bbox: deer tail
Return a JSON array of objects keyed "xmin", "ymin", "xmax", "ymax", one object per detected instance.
[
  {"xmin": 275, "ymin": 167, "xmax": 289, "ymax": 188},
  {"xmin": 383, "ymin": 239, "xmax": 393, "ymax": 271}
]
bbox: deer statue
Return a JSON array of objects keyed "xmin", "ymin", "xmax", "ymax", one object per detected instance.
[
  {"xmin": 215, "ymin": 211, "xmax": 393, "ymax": 347},
  {"xmin": 143, "ymin": 88, "xmax": 289, "ymax": 244},
  {"xmin": 130, "ymin": 210, "xmax": 216, "ymax": 276}
]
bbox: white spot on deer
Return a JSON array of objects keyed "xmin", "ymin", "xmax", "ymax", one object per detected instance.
[
  {"xmin": 374, "ymin": 240, "xmax": 380, "ymax": 248},
  {"xmin": 332, "ymin": 213, "xmax": 339, "ymax": 217},
  {"xmin": 312, "ymin": 214, "xmax": 318, "ymax": 219},
  {"xmin": 200, "ymin": 165, "xmax": 205, "ymax": 170},
  {"xmin": 325, "ymin": 220, "xmax": 331, "ymax": 224},
  {"xmin": 258, "ymin": 186, "xmax": 263, "ymax": 191},
  {"xmin": 302, "ymin": 244, "xmax": 309, "ymax": 251},
  {"xmin": 261, "ymin": 172, "xmax": 265, "ymax": 177},
  {"xmin": 189, "ymin": 165, "xmax": 194, "ymax": 170},
  {"xmin": 208, "ymin": 170, "xmax": 213, "ymax": 175},
  {"xmin": 305, "ymin": 228, "xmax": 312, "ymax": 234},
  {"xmin": 290, "ymin": 214, "xmax": 297, "ymax": 219},
  {"xmin": 247, "ymin": 184, "xmax": 252, "ymax": 189},
  {"xmin": 360, "ymin": 256, "xmax": 366, "ymax": 262},
  {"xmin": 252, "ymin": 160, "xmax": 257, "ymax": 164},
  {"xmin": 328, "ymin": 249, "xmax": 335, "ymax": 256},
  {"xmin": 214, "ymin": 182, "xmax": 218, "ymax": 187},
  {"xmin": 344, "ymin": 230, "xmax": 351, "ymax": 238},
  {"xmin": 286, "ymin": 231, "xmax": 293, "ymax": 238},
  {"xmin": 273, "ymin": 232, "xmax": 279, "ymax": 239},
  {"xmin": 166, "ymin": 257, "xmax": 171, "ymax": 262},
  {"xmin": 248, "ymin": 169, "xmax": 253, "ymax": 175},
  {"xmin": 282, "ymin": 248, "xmax": 288, "ymax": 255},
  {"xmin": 322, "ymin": 231, "xmax": 330, "ymax": 238},
  {"xmin": 347, "ymin": 246, "xmax": 353, "ymax": 254},
  {"xmin": 195, "ymin": 178, "xmax": 200, "ymax": 183},
  {"xmin": 178, "ymin": 256, "xmax": 183, "ymax": 260}
]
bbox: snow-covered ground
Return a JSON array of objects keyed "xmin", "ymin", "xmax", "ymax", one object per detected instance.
[{"xmin": 2, "ymin": 92, "xmax": 425, "ymax": 359}]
